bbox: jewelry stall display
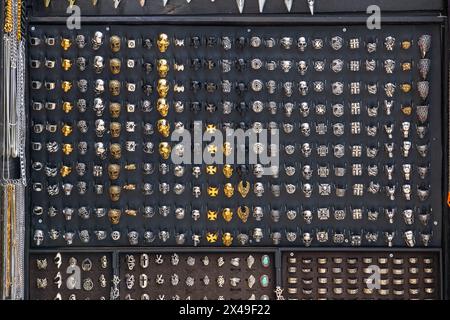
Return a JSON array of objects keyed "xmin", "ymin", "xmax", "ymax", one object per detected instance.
[
  {"xmin": 0, "ymin": 0, "xmax": 447, "ymax": 301},
  {"xmin": 29, "ymin": 25, "xmax": 442, "ymax": 248},
  {"xmin": 118, "ymin": 252, "xmax": 275, "ymax": 300}
]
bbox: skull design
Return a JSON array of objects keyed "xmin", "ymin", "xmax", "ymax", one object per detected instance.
[
  {"xmin": 93, "ymin": 98, "xmax": 105, "ymax": 116},
  {"xmin": 109, "ymin": 80, "xmax": 121, "ymax": 96},
  {"xmin": 110, "ymin": 35, "xmax": 121, "ymax": 53},
  {"xmin": 109, "ymin": 186, "xmax": 121, "ymax": 202},
  {"xmin": 297, "ymin": 36, "xmax": 307, "ymax": 51},
  {"xmin": 252, "ymin": 228, "xmax": 263, "ymax": 242},
  {"xmin": 300, "ymin": 123, "xmax": 311, "ymax": 137},
  {"xmin": 299, "ymin": 81, "xmax": 308, "ymax": 96},
  {"xmin": 93, "ymin": 56, "xmax": 104, "ymax": 73},
  {"xmin": 253, "ymin": 164, "xmax": 264, "ymax": 178},
  {"xmin": 108, "ymin": 164, "xmax": 121, "ymax": 180},
  {"xmin": 302, "ymin": 232, "xmax": 312, "ymax": 246},
  {"xmin": 94, "ymin": 79, "xmax": 105, "ymax": 95},
  {"xmin": 191, "ymin": 209, "xmax": 200, "ymax": 221},
  {"xmin": 95, "ymin": 119, "xmax": 106, "ymax": 137},
  {"xmin": 110, "ymin": 143, "xmax": 121, "ymax": 159},
  {"xmin": 110, "ymin": 122, "xmax": 121, "ymax": 138},
  {"xmin": 157, "ymin": 33, "xmax": 170, "ymax": 53},
  {"xmin": 157, "ymin": 59, "xmax": 169, "ymax": 77},
  {"xmin": 110, "ymin": 58, "xmax": 121, "ymax": 75},
  {"xmin": 128, "ymin": 231, "xmax": 139, "ymax": 245},
  {"xmin": 303, "ymin": 210, "xmax": 313, "ymax": 224},
  {"xmin": 297, "ymin": 60, "xmax": 308, "ymax": 75},
  {"xmin": 78, "ymin": 79, "xmax": 88, "ymax": 93},
  {"xmin": 76, "ymin": 34, "xmax": 86, "ymax": 48},
  {"xmin": 34, "ymin": 230, "xmax": 44, "ymax": 246},
  {"xmin": 192, "ymin": 186, "xmax": 201, "ymax": 198},
  {"xmin": 302, "ymin": 165, "xmax": 313, "ymax": 180},
  {"xmin": 253, "ymin": 206, "xmax": 264, "ymax": 221},
  {"xmin": 157, "ymin": 79, "xmax": 169, "ymax": 98},
  {"xmin": 254, "ymin": 182, "xmax": 265, "ymax": 197},
  {"xmin": 302, "ymin": 183, "xmax": 313, "ymax": 197},
  {"xmin": 109, "ymin": 102, "xmax": 121, "ymax": 118},
  {"xmin": 301, "ymin": 143, "xmax": 312, "ymax": 157},
  {"xmin": 92, "ymin": 31, "xmax": 104, "ymax": 50},
  {"xmin": 108, "ymin": 209, "xmax": 121, "ymax": 224}
]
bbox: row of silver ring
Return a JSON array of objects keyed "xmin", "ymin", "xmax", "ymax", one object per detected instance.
[
  {"xmin": 29, "ymin": 33, "xmax": 432, "ymax": 55},
  {"xmin": 29, "ymin": 78, "xmax": 431, "ymax": 100},
  {"xmin": 31, "ymin": 99, "xmax": 425, "ymax": 118},
  {"xmin": 30, "ymin": 140, "xmax": 431, "ymax": 159},
  {"xmin": 31, "ymin": 120, "xmax": 430, "ymax": 139},
  {"xmin": 31, "ymin": 162, "xmax": 430, "ymax": 180},
  {"xmin": 32, "ymin": 205, "xmax": 433, "ymax": 227},
  {"xmin": 29, "ymin": 57, "xmax": 430, "ymax": 77},
  {"xmin": 30, "ymin": 180, "xmax": 431, "ymax": 200},
  {"xmin": 33, "ymin": 229, "xmax": 432, "ymax": 247}
]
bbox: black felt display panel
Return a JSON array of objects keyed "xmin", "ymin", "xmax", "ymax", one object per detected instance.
[{"xmin": 28, "ymin": 24, "xmax": 442, "ymax": 248}]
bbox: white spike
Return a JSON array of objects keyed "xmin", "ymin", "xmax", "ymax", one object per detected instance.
[
  {"xmin": 163, "ymin": 0, "xmax": 168, "ymax": 7},
  {"xmin": 284, "ymin": 0, "xmax": 293, "ymax": 12},
  {"xmin": 308, "ymin": 0, "xmax": 314, "ymax": 15},
  {"xmin": 44, "ymin": 0, "xmax": 51, "ymax": 7},
  {"xmin": 236, "ymin": 0, "xmax": 245, "ymax": 13},
  {"xmin": 139, "ymin": 0, "xmax": 145, "ymax": 7},
  {"xmin": 187, "ymin": 0, "xmax": 192, "ymax": 3},
  {"xmin": 113, "ymin": 0, "xmax": 121, "ymax": 8},
  {"xmin": 92, "ymin": 0, "xmax": 98, "ymax": 6},
  {"xmin": 258, "ymin": 0, "xmax": 266, "ymax": 13}
]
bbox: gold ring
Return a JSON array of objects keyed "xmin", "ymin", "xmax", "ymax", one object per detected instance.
[
  {"xmin": 317, "ymin": 267, "xmax": 327, "ymax": 274},
  {"xmin": 62, "ymin": 101, "xmax": 73, "ymax": 113},
  {"xmin": 222, "ymin": 164, "xmax": 233, "ymax": 178},
  {"xmin": 60, "ymin": 166, "xmax": 72, "ymax": 177},
  {"xmin": 223, "ymin": 183, "xmax": 234, "ymax": 198},
  {"xmin": 237, "ymin": 206, "xmax": 249, "ymax": 223},
  {"xmin": 222, "ymin": 232, "xmax": 233, "ymax": 246},
  {"xmin": 237, "ymin": 181, "xmax": 250, "ymax": 198},
  {"xmin": 347, "ymin": 278, "xmax": 357, "ymax": 285},
  {"xmin": 409, "ymin": 278, "xmax": 419, "ymax": 285},
  {"xmin": 287, "ymin": 277, "xmax": 298, "ymax": 284},
  {"xmin": 393, "ymin": 278, "xmax": 404, "ymax": 285},
  {"xmin": 206, "ymin": 232, "xmax": 218, "ymax": 243},
  {"xmin": 333, "ymin": 258, "xmax": 343, "ymax": 264},
  {"xmin": 317, "ymin": 258, "xmax": 327, "ymax": 264},
  {"xmin": 287, "ymin": 288, "xmax": 297, "ymax": 294},
  {"xmin": 207, "ymin": 186, "xmax": 219, "ymax": 197},
  {"xmin": 333, "ymin": 278, "xmax": 343, "ymax": 285},
  {"xmin": 222, "ymin": 208, "xmax": 233, "ymax": 222},
  {"xmin": 207, "ymin": 210, "xmax": 218, "ymax": 221},
  {"xmin": 393, "ymin": 258, "xmax": 404, "ymax": 265}
]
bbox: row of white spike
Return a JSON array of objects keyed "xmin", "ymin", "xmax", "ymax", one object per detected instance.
[{"xmin": 46, "ymin": 0, "xmax": 315, "ymax": 15}]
